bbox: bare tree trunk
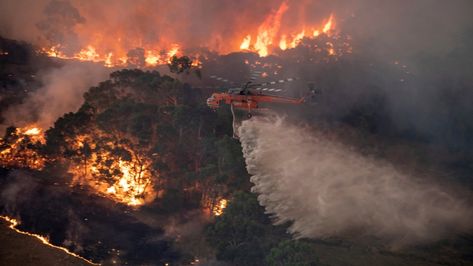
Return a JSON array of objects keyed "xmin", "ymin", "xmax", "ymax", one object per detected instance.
[{"xmin": 197, "ymin": 118, "xmax": 203, "ymax": 140}]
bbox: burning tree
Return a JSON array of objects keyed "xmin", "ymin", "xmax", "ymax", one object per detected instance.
[
  {"xmin": 44, "ymin": 89, "xmax": 160, "ymax": 206},
  {"xmin": 0, "ymin": 126, "xmax": 46, "ymax": 170},
  {"xmin": 41, "ymin": 69, "xmax": 246, "ymax": 209},
  {"xmin": 67, "ymin": 130, "xmax": 157, "ymax": 206},
  {"xmin": 33, "ymin": 0, "xmax": 345, "ymax": 69}
]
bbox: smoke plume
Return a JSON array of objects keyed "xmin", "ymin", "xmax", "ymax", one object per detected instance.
[
  {"xmin": 0, "ymin": 0, "xmax": 336, "ymax": 54},
  {"xmin": 1, "ymin": 62, "xmax": 109, "ymax": 131},
  {"xmin": 239, "ymin": 116, "xmax": 473, "ymax": 247},
  {"xmin": 0, "ymin": 170, "xmax": 38, "ymax": 214}
]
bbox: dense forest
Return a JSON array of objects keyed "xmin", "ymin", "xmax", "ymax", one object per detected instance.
[
  {"xmin": 0, "ymin": 37, "xmax": 321, "ymax": 264},
  {"xmin": 1, "ymin": 26, "xmax": 473, "ymax": 265},
  {"xmin": 2, "ymin": 0, "xmax": 473, "ymax": 264}
]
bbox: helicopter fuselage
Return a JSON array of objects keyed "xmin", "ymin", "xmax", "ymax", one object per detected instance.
[{"xmin": 206, "ymin": 92, "xmax": 304, "ymax": 113}]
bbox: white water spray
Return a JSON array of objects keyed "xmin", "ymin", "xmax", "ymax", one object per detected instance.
[{"xmin": 238, "ymin": 116, "xmax": 472, "ymax": 247}]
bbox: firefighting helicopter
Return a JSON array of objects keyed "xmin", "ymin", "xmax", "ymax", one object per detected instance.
[{"xmin": 206, "ymin": 72, "xmax": 312, "ymax": 117}]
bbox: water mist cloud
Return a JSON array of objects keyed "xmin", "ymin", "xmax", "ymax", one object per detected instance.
[{"xmin": 239, "ymin": 116, "xmax": 473, "ymax": 247}]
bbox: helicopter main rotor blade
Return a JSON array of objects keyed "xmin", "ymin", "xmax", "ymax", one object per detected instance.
[
  {"xmin": 254, "ymin": 87, "xmax": 284, "ymax": 92},
  {"xmin": 209, "ymin": 75, "xmax": 236, "ymax": 85},
  {"xmin": 251, "ymin": 77, "xmax": 298, "ymax": 87},
  {"xmin": 249, "ymin": 70, "xmax": 263, "ymax": 81}
]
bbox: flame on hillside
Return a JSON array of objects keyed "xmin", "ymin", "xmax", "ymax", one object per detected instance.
[
  {"xmin": 238, "ymin": 2, "xmax": 337, "ymax": 57},
  {"xmin": 69, "ymin": 133, "xmax": 157, "ymax": 206},
  {"xmin": 212, "ymin": 198, "xmax": 228, "ymax": 216},
  {"xmin": 0, "ymin": 126, "xmax": 157, "ymax": 207},
  {"xmin": 40, "ymin": 44, "xmax": 186, "ymax": 68},
  {"xmin": 0, "ymin": 215, "xmax": 99, "ymax": 265},
  {"xmin": 35, "ymin": 1, "xmax": 346, "ymax": 66},
  {"xmin": 0, "ymin": 126, "xmax": 46, "ymax": 170}
]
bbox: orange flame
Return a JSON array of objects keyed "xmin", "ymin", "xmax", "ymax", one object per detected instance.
[
  {"xmin": 238, "ymin": 4, "xmax": 338, "ymax": 56},
  {"xmin": 69, "ymin": 133, "xmax": 157, "ymax": 207},
  {"xmin": 0, "ymin": 215, "xmax": 99, "ymax": 265},
  {"xmin": 105, "ymin": 159, "xmax": 155, "ymax": 206},
  {"xmin": 144, "ymin": 50, "xmax": 161, "ymax": 66},
  {"xmin": 41, "ymin": 43, "xmax": 186, "ymax": 68},
  {"xmin": 240, "ymin": 35, "xmax": 251, "ymax": 50},
  {"xmin": 213, "ymin": 198, "xmax": 228, "ymax": 216},
  {"xmin": 252, "ymin": 1, "xmax": 289, "ymax": 56},
  {"xmin": 322, "ymin": 15, "xmax": 334, "ymax": 34},
  {"xmin": 36, "ymin": 1, "xmax": 343, "ymax": 65},
  {"xmin": 290, "ymin": 29, "xmax": 306, "ymax": 49},
  {"xmin": 0, "ymin": 126, "xmax": 46, "ymax": 170},
  {"xmin": 279, "ymin": 35, "xmax": 287, "ymax": 50}
]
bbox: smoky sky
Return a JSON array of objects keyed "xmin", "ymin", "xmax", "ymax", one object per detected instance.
[
  {"xmin": 0, "ymin": 0, "xmax": 472, "ymax": 251},
  {"xmin": 0, "ymin": 0, "xmax": 467, "ymax": 54},
  {"xmin": 1, "ymin": 61, "xmax": 109, "ymax": 132},
  {"xmin": 1, "ymin": 0, "xmax": 471, "ymax": 72},
  {"xmin": 0, "ymin": 0, "xmax": 472, "ymax": 145}
]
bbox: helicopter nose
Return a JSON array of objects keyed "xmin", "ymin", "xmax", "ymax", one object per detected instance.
[{"xmin": 206, "ymin": 98, "xmax": 219, "ymax": 108}]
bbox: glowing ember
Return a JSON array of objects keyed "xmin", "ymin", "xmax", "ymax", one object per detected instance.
[
  {"xmin": 213, "ymin": 198, "xmax": 228, "ymax": 216},
  {"xmin": 191, "ymin": 57, "xmax": 202, "ymax": 67},
  {"xmin": 167, "ymin": 45, "xmax": 180, "ymax": 60},
  {"xmin": 0, "ymin": 215, "xmax": 99, "ymax": 265},
  {"xmin": 0, "ymin": 126, "xmax": 46, "ymax": 170},
  {"xmin": 145, "ymin": 50, "xmax": 161, "ymax": 66},
  {"xmin": 23, "ymin": 127, "xmax": 42, "ymax": 136}
]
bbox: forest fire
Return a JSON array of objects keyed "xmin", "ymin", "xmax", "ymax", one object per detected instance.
[
  {"xmin": 0, "ymin": 126, "xmax": 46, "ymax": 170},
  {"xmin": 40, "ymin": 13, "xmax": 338, "ymax": 66},
  {"xmin": 32, "ymin": 1, "xmax": 342, "ymax": 67},
  {"xmin": 0, "ymin": 215, "xmax": 99, "ymax": 265},
  {"xmin": 69, "ymin": 133, "xmax": 157, "ymax": 206},
  {"xmin": 1, "ymin": 0, "xmax": 473, "ymax": 265},
  {"xmin": 104, "ymin": 159, "xmax": 155, "ymax": 206},
  {"xmin": 17, "ymin": 126, "xmax": 45, "ymax": 144},
  {"xmin": 238, "ymin": 2, "xmax": 336, "ymax": 56},
  {"xmin": 40, "ymin": 44, "xmax": 185, "ymax": 68},
  {"xmin": 0, "ymin": 125, "xmax": 157, "ymax": 206},
  {"xmin": 212, "ymin": 198, "xmax": 228, "ymax": 216}
]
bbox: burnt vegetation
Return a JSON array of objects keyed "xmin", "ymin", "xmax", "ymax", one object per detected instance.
[
  {"xmin": 0, "ymin": 40, "xmax": 260, "ymax": 263},
  {"xmin": 0, "ymin": 37, "xmax": 59, "ymax": 123},
  {"xmin": 0, "ymin": 23, "xmax": 473, "ymax": 265}
]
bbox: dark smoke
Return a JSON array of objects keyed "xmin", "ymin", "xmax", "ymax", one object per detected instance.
[
  {"xmin": 0, "ymin": 0, "xmax": 334, "ymax": 52},
  {"xmin": 36, "ymin": 0, "xmax": 85, "ymax": 53},
  {"xmin": 0, "ymin": 0, "xmax": 472, "ymax": 255},
  {"xmin": 338, "ymin": 0, "xmax": 473, "ymax": 150},
  {"xmin": 0, "ymin": 170, "xmax": 38, "ymax": 214},
  {"xmin": 0, "ymin": 61, "xmax": 109, "ymax": 132}
]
